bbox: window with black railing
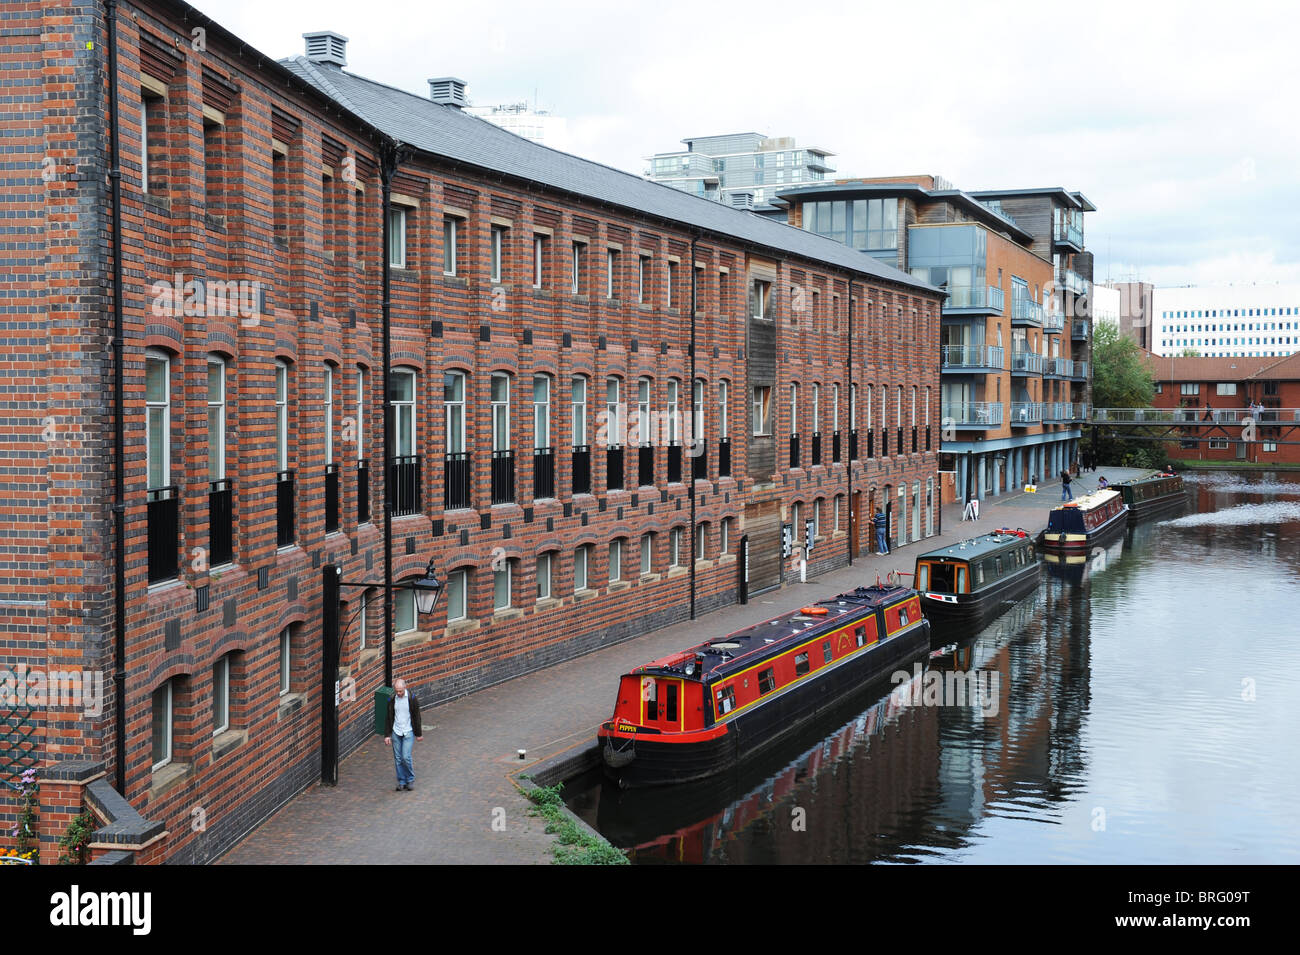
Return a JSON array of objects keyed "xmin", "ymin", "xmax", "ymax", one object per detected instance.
[
  {"xmin": 850, "ymin": 429, "xmax": 859, "ymax": 461},
  {"xmin": 897, "ymin": 427, "xmax": 903, "ymax": 455},
  {"xmin": 356, "ymin": 459, "xmax": 370, "ymax": 524},
  {"xmin": 879, "ymin": 429, "xmax": 887, "ymax": 457},
  {"xmin": 607, "ymin": 445, "xmax": 624, "ymax": 491},
  {"xmin": 718, "ymin": 438, "xmax": 731, "ymax": 478},
  {"xmin": 789, "ymin": 433, "xmax": 801, "ymax": 469},
  {"xmin": 491, "ymin": 449, "xmax": 515, "ymax": 505},
  {"xmin": 325, "ymin": 464, "xmax": 339, "ymax": 532},
  {"xmin": 667, "ymin": 441, "xmax": 682, "ymax": 484},
  {"xmin": 811, "ymin": 432, "xmax": 822, "ymax": 466},
  {"xmin": 638, "ymin": 444, "xmax": 655, "ymax": 487},
  {"xmin": 148, "ymin": 485, "xmax": 179, "ymax": 583},
  {"xmin": 390, "ymin": 454, "xmax": 421, "ymax": 516},
  {"xmin": 208, "ymin": 478, "xmax": 233, "ymax": 565},
  {"xmin": 692, "ymin": 439, "xmax": 708, "ymax": 481},
  {"xmin": 276, "ymin": 470, "xmax": 295, "ymax": 547},
  {"xmin": 832, "ymin": 430, "xmax": 842, "ymax": 463},
  {"xmin": 533, "ymin": 447, "xmax": 555, "ymax": 500},
  {"xmin": 865, "ymin": 429, "xmax": 872, "ymax": 459},
  {"xmin": 572, "ymin": 446, "xmax": 591, "ymax": 495},
  {"xmin": 444, "ymin": 452, "xmax": 470, "ymax": 510},
  {"xmin": 912, "ymin": 426, "xmax": 918, "ymax": 454},
  {"xmin": 925, "ymin": 426, "xmax": 932, "ymax": 452}
]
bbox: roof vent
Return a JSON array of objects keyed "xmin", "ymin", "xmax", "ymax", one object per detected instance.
[
  {"xmin": 303, "ymin": 31, "xmax": 348, "ymax": 67},
  {"xmin": 428, "ymin": 77, "xmax": 468, "ymax": 108}
]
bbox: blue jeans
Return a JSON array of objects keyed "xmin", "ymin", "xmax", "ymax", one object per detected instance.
[
  {"xmin": 876, "ymin": 528, "xmax": 889, "ymax": 554},
  {"xmin": 392, "ymin": 732, "xmax": 415, "ymax": 787},
  {"xmin": 1062, "ymin": 484, "xmax": 1073, "ymax": 501}
]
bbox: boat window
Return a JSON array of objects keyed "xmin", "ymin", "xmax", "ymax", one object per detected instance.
[
  {"xmin": 665, "ymin": 683, "xmax": 678, "ymax": 723},
  {"xmin": 974, "ymin": 562, "xmax": 985, "ymax": 586},
  {"xmin": 795, "ymin": 652, "xmax": 810, "ymax": 676},
  {"xmin": 715, "ymin": 684, "xmax": 735, "ymax": 715},
  {"xmin": 926, "ymin": 561, "xmax": 955, "ymax": 593},
  {"xmin": 995, "ymin": 556, "xmax": 1004, "ymax": 575},
  {"xmin": 855, "ymin": 626, "xmax": 866, "ymax": 647},
  {"xmin": 823, "ymin": 641, "xmax": 832, "ymax": 664},
  {"xmin": 917, "ymin": 564, "xmax": 929, "ymax": 591},
  {"xmin": 957, "ymin": 567, "xmax": 967, "ymax": 593},
  {"xmin": 898, "ymin": 606, "xmax": 909, "ymax": 626},
  {"xmin": 758, "ymin": 668, "xmax": 776, "ymax": 695}
]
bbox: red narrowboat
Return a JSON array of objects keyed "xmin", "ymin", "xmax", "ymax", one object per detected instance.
[
  {"xmin": 1041, "ymin": 488, "xmax": 1129, "ymax": 552},
  {"xmin": 597, "ymin": 584, "xmax": 930, "ymax": 788}
]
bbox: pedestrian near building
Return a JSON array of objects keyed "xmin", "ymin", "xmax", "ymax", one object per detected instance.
[
  {"xmin": 873, "ymin": 509, "xmax": 890, "ymax": 555},
  {"xmin": 1060, "ymin": 468, "xmax": 1074, "ymax": 502},
  {"xmin": 384, "ymin": 678, "xmax": 423, "ymax": 791}
]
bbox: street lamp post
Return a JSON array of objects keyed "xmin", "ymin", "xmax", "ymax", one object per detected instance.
[{"xmin": 320, "ymin": 558, "xmax": 442, "ymax": 786}]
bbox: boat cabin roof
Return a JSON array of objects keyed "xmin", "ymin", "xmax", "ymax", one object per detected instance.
[
  {"xmin": 631, "ymin": 585, "xmax": 913, "ymax": 683},
  {"xmin": 1118, "ymin": 470, "xmax": 1180, "ymax": 488},
  {"xmin": 1050, "ymin": 487, "xmax": 1121, "ymax": 513},
  {"xmin": 915, "ymin": 531, "xmax": 1033, "ymax": 564}
]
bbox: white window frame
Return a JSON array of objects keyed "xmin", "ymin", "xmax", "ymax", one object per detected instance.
[
  {"xmin": 324, "ymin": 364, "xmax": 335, "ymax": 466},
  {"xmin": 670, "ymin": 527, "xmax": 683, "ymax": 567},
  {"xmin": 151, "ymin": 680, "xmax": 172, "ymax": 771},
  {"xmin": 395, "ymin": 587, "xmax": 416, "ymax": 635},
  {"xmin": 447, "ymin": 569, "xmax": 468, "ymax": 622},
  {"xmin": 147, "ymin": 349, "xmax": 171, "ymax": 490},
  {"xmin": 719, "ymin": 380, "xmax": 729, "ymax": 439},
  {"xmin": 695, "ymin": 522, "xmax": 707, "ymax": 560},
  {"xmin": 574, "ymin": 545, "xmax": 590, "ymax": 591},
  {"xmin": 752, "ymin": 385, "xmax": 772, "ymax": 436},
  {"xmin": 790, "ymin": 382, "xmax": 800, "ymax": 436},
  {"xmin": 490, "ymin": 224, "xmax": 506, "ymax": 283},
  {"xmin": 533, "ymin": 375, "xmax": 551, "ymax": 451},
  {"xmin": 637, "ymin": 255, "xmax": 648, "ymax": 305},
  {"xmin": 279, "ymin": 628, "xmax": 291, "ymax": 696},
  {"xmin": 444, "ymin": 371, "xmax": 466, "ymax": 455},
  {"xmin": 388, "ymin": 206, "xmax": 406, "ymax": 269},
  {"xmin": 533, "ymin": 234, "xmax": 545, "ymax": 288},
  {"xmin": 609, "ymin": 539, "xmax": 622, "ymax": 583},
  {"xmin": 637, "ymin": 377, "xmax": 652, "ymax": 446},
  {"xmin": 491, "ymin": 373, "xmax": 511, "ymax": 452},
  {"xmin": 571, "ymin": 241, "xmax": 583, "ymax": 295},
  {"xmin": 640, "ymin": 533, "xmax": 654, "ymax": 575},
  {"xmin": 667, "ymin": 378, "xmax": 680, "ymax": 443},
  {"xmin": 391, "ymin": 369, "xmax": 417, "ymax": 457},
  {"xmin": 443, "ymin": 216, "xmax": 458, "ymax": 276},
  {"xmin": 356, "ymin": 366, "xmax": 366, "ymax": 463},
  {"xmin": 207, "ymin": 356, "xmax": 226, "ymax": 482},
  {"xmin": 493, "ymin": 561, "xmax": 512, "ymax": 612},
  {"xmin": 212, "ymin": 655, "xmax": 230, "ymax": 736},
  {"xmin": 606, "ymin": 377, "xmax": 622, "ymax": 448},
  {"xmin": 571, "ymin": 376, "xmax": 588, "ymax": 448},
  {"xmin": 692, "ymin": 379, "xmax": 704, "ymax": 447},
  {"xmin": 537, "ymin": 553, "xmax": 553, "ymax": 601},
  {"xmin": 720, "ymin": 518, "xmax": 731, "ymax": 555},
  {"xmin": 274, "ymin": 359, "xmax": 288, "ymax": 472},
  {"xmin": 606, "ymin": 248, "xmax": 618, "ymax": 299}
]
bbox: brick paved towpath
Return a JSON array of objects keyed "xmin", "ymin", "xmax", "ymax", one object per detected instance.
[{"xmin": 219, "ymin": 468, "xmax": 1145, "ymax": 864}]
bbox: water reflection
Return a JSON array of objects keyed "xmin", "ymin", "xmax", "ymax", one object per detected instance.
[{"xmin": 570, "ymin": 471, "xmax": 1300, "ymax": 863}]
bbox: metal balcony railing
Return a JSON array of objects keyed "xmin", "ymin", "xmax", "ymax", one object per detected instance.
[
  {"xmin": 209, "ymin": 478, "xmax": 233, "ymax": 565},
  {"xmin": 148, "ymin": 485, "xmax": 179, "ymax": 582},
  {"xmin": 1054, "ymin": 222, "xmax": 1084, "ymax": 248},
  {"xmin": 533, "ymin": 447, "xmax": 555, "ymax": 500},
  {"xmin": 444, "ymin": 452, "xmax": 471, "ymax": 510},
  {"xmin": 1055, "ymin": 269, "xmax": 1089, "ymax": 295},
  {"xmin": 276, "ymin": 470, "xmax": 295, "ymax": 546},
  {"xmin": 942, "ymin": 401, "xmax": 1004, "ymax": 427},
  {"xmin": 1011, "ymin": 297, "xmax": 1044, "ymax": 326},
  {"xmin": 356, "ymin": 460, "xmax": 370, "ymax": 524},
  {"xmin": 638, "ymin": 444, "xmax": 655, "ymax": 487},
  {"xmin": 1044, "ymin": 357, "xmax": 1075, "ymax": 378},
  {"xmin": 1043, "ymin": 310, "xmax": 1066, "ymax": 333},
  {"xmin": 942, "ymin": 344, "xmax": 1005, "ymax": 370},
  {"xmin": 718, "ymin": 438, "xmax": 731, "ymax": 478},
  {"xmin": 1072, "ymin": 320, "xmax": 1090, "ymax": 340},
  {"xmin": 1011, "ymin": 401, "xmax": 1044, "ymax": 424},
  {"xmin": 832, "ymin": 430, "xmax": 842, "ymax": 463},
  {"xmin": 789, "ymin": 433, "xmax": 800, "ymax": 469},
  {"xmin": 606, "ymin": 445, "xmax": 625, "ymax": 491},
  {"xmin": 571, "ymin": 446, "xmax": 591, "ymax": 495},
  {"xmin": 490, "ymin": 449, "xmax": 515, "ymax": 505},
  {"xmin": 943, "ymin": 284, "xmax": 1004, "ymax": 313},
  {"xmin": 692, "ymin": 439, "xmax": 708, "ymax": 481},
  {"xmin": 390, "ymin": 455, "xmax": 422, "ymax": 516},
  {"xmin": 324, "ymin": 465, "xmax": 339, "ymax": 533},
  {"xmin": 1010, "ymin": 350, "xmax": 1043, "ymax": 375},
  {"xmin": 667, "ymin": 441, "xmax": 683, "ymax": 484},
  {"xmin": 1072, "ymin": 360, "xmax": 1089, "ymax": 380},
  {"xmin": 811, "ymin": 432, "xmax": 822, "ymax": 465}
]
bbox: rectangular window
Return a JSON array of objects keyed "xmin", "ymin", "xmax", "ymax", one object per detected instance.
[
  {"xmin": 670, "ymin": 527, "xmax": 683, "ymax": 567},
  {"xmin": 794, "ymin": 652, "xmax": 810, "ymax": 677},
  {"xmin": 752, "ymin": 385, "xmax": 772, "ymax": 435},
  {"xmin": 637, "ymin": 255, "xmax": 648, "ymax": 304},
  {"xmin": 751, "ymin": 279, "xmax": 772, "ymax": 321},
  {"xmin": 279, "ymin": 629, "xmax": 291, "ymax": 695},
  {"xmin": 1181, "ymin": 383, "xmax": 1200, "ymax": 396},
  {"xmin": 575, "ymin": 546, "xmax": 589, "ymax": 591},
  {"xmin": 491, "ymin": 374, "xmax": 511, "ymax": 451},
  {"xmin": 822, "ymin": 641, "xmax": 832, "ymax": 664},
  {"xmin": 533, "ymin": 375, "xmax": 551, "ymax": 450},
  {"xmin": 695, "ymin": 523, "xmax": 706, "ymax": 560},
  {"xmin": 720, "ymin": 518, "xmax": 731, "ymax": 555},
  {"xmin": 493, "ymin": 563, "xmax": 511, "ymax": 611},
  {"xmin": 758, "ymin": 668, "xmax": 776, "ymax": 695},
  {"xmin": 388, "ymin": 206, "xmax": 406, "ymax": 268},
  {"xmin": 448, "ymin": 569, "xmax": 468, "ymax": 622},
  {"xmin": 571, "ymin": 241, "xmax": 583, "ymax": 295},
  {"xmin": 147, "ymin": 352, "xmax": 170, "ymax": 488},
  {"xmin": 571, "ymin": 376, "xmax": 587, "ymax": 446},
  {"xmin": 533, "ymin": 235, "xmax": 545, "ymax": 288},
  {"xmin": 212, "ymin": 656, "xmax": 229, "ymax": 735},
  {"xmin": 395, "ymin": 588, "xmax": 415, "ymax": 635},
  {"xmin": 490, "ymin": 225, "xmax": 506, "ymax": 283},
  {"xmin": 607, "ymin": 249, "xmax": 619, "ymax": 299},
  {"xmin": 443, "ymin": 217, "xmax": 458, "ymax": 275},
  {"xmin": 1216, "ymin": 383, "xmax": 1237, "ymax": 396},
  {"xmin": 609, "ymin": 540, "xmax": 622, "ymax": 582},
  {"xmin": 537, "ymin": 553, "xmax": 553, "ymax": 601},
  {"xmin": 667, "ymin": 261, "xmax": 677, "ymax": 309},
  {"xmin": 640, "ymin": 533, "xmax": 653, "ymax": 575},
  {"xmin": 207, "ymin": 358, "xmax": 225, "ymax": 481},
  {"xmin": 151, "ymin": 681, "xmax": 172, "ymax": 771}
]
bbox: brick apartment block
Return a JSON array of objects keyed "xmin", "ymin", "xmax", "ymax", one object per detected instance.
[{"xmin": 0, "ymin": 1, "xmax": 944, "ymax": 861}]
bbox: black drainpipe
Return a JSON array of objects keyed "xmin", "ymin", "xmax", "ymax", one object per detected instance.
[
  {"xmin": 846, "ymin": 276, "xmax": 854, "ymax": 566},
  {"xmin": 107, "ymin": 0, "xmax": 127, "ymax": 796},
  {"xmin": 689, "ymin": 235, "xmax": 699, "ymax": 618},
  {"xmin": 379, "ymin": 140, "xmax": 401, "ymax": 688}
]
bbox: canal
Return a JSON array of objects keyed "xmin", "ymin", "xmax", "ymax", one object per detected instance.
[{"xmin": 565, "ymin": 470, "xmax": 1300, "ymax": 863}]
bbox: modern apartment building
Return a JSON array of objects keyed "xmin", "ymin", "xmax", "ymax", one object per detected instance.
[
  {"xmin": 1150, "ymin": 284, "xmax": 1300, "ymax": 358},
  {"xmin": 780, "ymin": 177, "xmax": 1095, "ymax": 501},
  {"xmin": 1104, "ymin": 280, "xmax": 1156, "ymax": 351},
  {"xmin": 1, "ymin": 1, "xmax": 942, "ymax": 863},
  {"xmin": 646, "ymin": 132, "xmax": 834, "ymax": 210}
]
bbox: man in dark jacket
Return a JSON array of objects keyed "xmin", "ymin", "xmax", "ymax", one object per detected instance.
[
  {"xmin": 384, "ymin": 678, "xmax": 423, "ymax": 791},
  {"xmin": 1061, "ymin": 468, "xmax": 1074, "ymax": 502}
]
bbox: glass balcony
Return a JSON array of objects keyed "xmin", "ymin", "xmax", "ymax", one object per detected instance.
[
  {"xmin": 1071, "ymin": 360, "xmax": 1089, "ymax": 380},
  {"xmin": 1054, "ymin": 222, "xmax": 1084, "ymax": 249},
  {"xmin": 1043, "ymin": 310, "xmax": 1066, "ymax": 333},
  {"xmin": 1011, "ymin": 297, "xmax": 1044, "ymax": 326},
  {"xmin": 1043, "ymin": 357, "xmax": 1074, "ymax": 378},
  {"xmin": 1055, "ymin": 269, "xmax": 1089, "ymax": 296},
  {"xmin": 941, "ymin": 401, "xmax": 1003, "ymax": 428},
  {"xmin": 942, "ymin": 284, "xmax": 1004, "ymax": 314},
  {"xmin": 1010, "ymin": 351, "xmax": 1043, "ymax": 375},
  {"xmin": 941, "ymin": 344, "xmax": 1004, "ymax": 372},
  {"xmin": 1072, "ymin": 320, "xmax": 1090, "ymax": 340},
  {"xmin": 1010, "ymin": 401, "xmax": 1044, "ymax": 425}
]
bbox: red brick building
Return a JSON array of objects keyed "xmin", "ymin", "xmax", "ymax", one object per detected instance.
[
  {"xmin": 1145, "ymin": 353, "xmax": 1300, "ymax": 465},
  {"xmin": 1, "ymin": 2, "xmax": 943, "ymax": 861}
]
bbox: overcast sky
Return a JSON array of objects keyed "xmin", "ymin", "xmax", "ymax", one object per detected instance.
[{"xmin": 207, "ymin": 0, "xmax": 1300, "ymax": 289}]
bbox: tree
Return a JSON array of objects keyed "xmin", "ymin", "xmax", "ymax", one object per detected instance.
[
  {"xmin": 1088, "ymin": 320, "xmax": 1167, "ymax": 469},
  {"xmin": 1177, "ymin": 346, "xmax": 1201, "ymax": 357}
]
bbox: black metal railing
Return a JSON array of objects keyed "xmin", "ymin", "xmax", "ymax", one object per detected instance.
[
  {"xmin": 850, "ymin": 429, "xmax": 859, "ymax": 461},
  {"xmin": 832, "ymin": 430, "xmax": 842, "ymax": 463},
  {"xmin": 692, "ymin": 438, "xmax": 708, "ymax": 480},
  {"xmin": 865, "ymin": 429, "xmax": 873, "ymax": 459},
  {"xmin": 209, "ymin": 478, "xmax": 233, "ymax": 565},
  {"xmin": 491, "ymin": 449, "xmax": 515, "ymax": 505},
  {"xmin": 667, "ymin": 441, "xmax": 682, "ymax": 484},
  {"xmin": 879, "ymin": 429, "xmax": 888, "ymax": 457},
  {"xmin": 276, "ymin": 470, "xmax": 295, "ymax": 547},
  {"xmin": 638, "ymin": 444, "xmax": 655, "ymax": 487},
  {"xmin": 718, "ymin": 438, "xmax": 731, "ymax": 477},
  {"xmin": 533, "ymin": 447, "xmax": 555, "ymax": 500},
  {"xmin": 444, "ymin": 452, "xmax": 470, "ymax": 510},
  {"xmin": 912, "ymin": 426, "xmax": 918, "ymax": 454},
  {"xmin": 811, "ymin": 432, "xmax": 821, "ymax": 466},
  {"xmin": 897, "ymin": 428, "xmax": 904, "ymax": 455},
  {"xmin": 148, "ymin": 485, "xmax": 179, "ymax": 583},
  {"xmin": 390, "ymin": 454, "xmax": 421, "ymax": 516},
  {"xmin": 789, "ymin": 433, "xmax": 800, "ymax": 469},
  {"xmin": 572, "ymin": 446, "xmax": 591, "ymax": 495},
  {"xmin": 325, "ymin": 464, "xmax": 339, "ymax": 532},
  {"xmin": 606, "ymin": 445, "xmax": 624, "ymax": 491},
  {"xmin": 925, "ymin": 426, "xmax": 932, "ymax": 452},
  {"xmin": 356, "ymin": 460, "xmax": 370, "ymax": 524}
]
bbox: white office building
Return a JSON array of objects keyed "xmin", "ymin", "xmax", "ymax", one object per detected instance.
[
  {"xmin": 1152, "ymin": 284, "xmax": 1300, "ymax": 358},
  {"xmin": 464, "ymin": 101, "xmax": 568, "ymax": 147}
]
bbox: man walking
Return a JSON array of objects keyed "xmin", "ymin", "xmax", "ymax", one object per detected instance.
[
  {"xmin": 384, "ymin": 678, "xmax": 423, "ymax": 791},
  {"xmin": 873, "ymin": 509, "xmax": 890, "ymax": 555},
  {"xmin": 1060, "ymin": 468, "xmax": 1074, "ymax": 502}
]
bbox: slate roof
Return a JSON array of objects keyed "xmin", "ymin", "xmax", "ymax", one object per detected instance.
[{"xmin": 280, "ymin": 56, "xmax": 937, "ymax": 295}]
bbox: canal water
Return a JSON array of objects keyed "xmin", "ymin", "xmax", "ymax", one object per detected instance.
[{"xmin": 565, "ymin": 470, "xmax": 1300, "ymax": 863}]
